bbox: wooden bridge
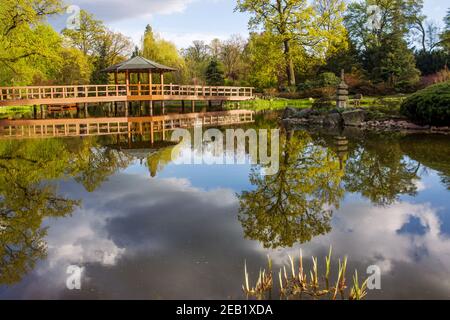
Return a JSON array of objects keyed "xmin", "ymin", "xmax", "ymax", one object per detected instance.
[
  {"xmin": 0, "ymin": 84, "xmax": 254, "ymax": 107},
  {"xmin": 0, "ymin": 110, "xmax": 255, "ymax": 142}
]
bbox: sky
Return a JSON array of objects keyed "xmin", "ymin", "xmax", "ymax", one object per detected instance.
[{"xmin": 52, "ymin": 0, "xmax": 449, "ymax": 49}]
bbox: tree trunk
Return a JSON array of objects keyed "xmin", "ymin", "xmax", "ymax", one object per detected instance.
[{"xmin": 284, "ymin": 40, "xmax": 296, "ymax": 87}]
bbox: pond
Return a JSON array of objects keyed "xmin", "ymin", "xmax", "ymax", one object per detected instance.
[{"xmin": 0, "ymin": 111, "xmax": 449, "ymax": 299}]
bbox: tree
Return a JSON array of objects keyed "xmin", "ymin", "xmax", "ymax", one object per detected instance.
[
  {"xmin": 345, "ymin": 0, "xmax": 422, "ymax": 88},
  {"xmin": 205, "ymin": 58, "xmax": 225, "ymax": 85},
  {"xmin": 54, "ymin": 47, "xmax": 91, "ymax": 84},
  {"xmin": 244, "ymin": 31, "xmax": 286, "ymax": 89},
  {"xmin": 141, "ymin": 25, "xmax": 186, "ymax": 83},
  {"xmin": 220, "ymin": 35, "xmax": 248, "ymax": 83},
  {"xmin": 182, "ymin": 40, "xmax": 211, "ymax": 83},
  {"xmin": 62, "ymin": 10, "xmax": 106, "ymax": 56},
  {"xmin": 236, "ymin": 0, "xmax": 314, "ymax": 87},
  {"xmin": 441, "ymin": 9, "xmax": 450, "ymax": 52},
  {"xmin": 0, "ymin": 0, "xmax": 64, "ymax": 85}
]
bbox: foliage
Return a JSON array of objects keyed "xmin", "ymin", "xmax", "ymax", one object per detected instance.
[
  {"xmin": 0, "ymin": 137, "xmax": 133, "ymax": 285},
  {"xmin": 400, "ymin": 81, "xmax": 450, "ymax": 126},
  {"xmin": 205, "ymin": 58, "xmax": 225, "ymax": 86},
  {"xmin": 345, "ymin": 0, "xmax": 422, "ymax": 90},
  {"xmin": 343, "ymin": 133, "xmax": 420, "ymax": 206},
  {"xmin": 142, "ymin": 25, "xmax": 186, "ymax": 83},
  {"xmin": 238, "ymin": 129, "xmax": 344, "ymax": 248},
  {"xmin": 0, "ymin": 0, "xmax": 64, "ymax": 85},
  {"xmin": 243, "ymin": 250, "xmax": 369, "ymax": 300}
]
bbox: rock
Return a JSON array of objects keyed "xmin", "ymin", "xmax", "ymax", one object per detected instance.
[
  {"xmin": 324, "ymin": 112, "xmax": 343, "ymax": 127},
  {"xmin": 341, "ymin": 109, "xmax": 366, "ymax": 127},
  {"xmin": 282, "ymin": 107, "xmax": 313, "ymax": 119},
  {"xmin": 402, "ymin": 122, "xmax": 429, "ymax": 130},
  {"xmin": 309, "ymin": 115, "xmax": 325, "ymax": 125}
]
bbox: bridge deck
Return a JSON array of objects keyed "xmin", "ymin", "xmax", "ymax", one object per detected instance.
[
  {"xmin": 0, "ymin": 84, "xmax": 254, "ymax": 107},
  {"xmin": 0, "ymin": 110, "xmax": 254, "ymax": 141}
]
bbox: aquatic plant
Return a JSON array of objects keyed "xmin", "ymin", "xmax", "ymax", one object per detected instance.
[{"xmin": 243, "ymin": 247, "xmax": 368, "ymax": 300}]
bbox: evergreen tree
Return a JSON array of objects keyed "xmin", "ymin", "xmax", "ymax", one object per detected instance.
[{"xmin": 205, "ymin": 59, "xmax": 225, "ymax": 86}]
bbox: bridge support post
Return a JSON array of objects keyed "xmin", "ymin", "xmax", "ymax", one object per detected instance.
[
  {"xmin": 191, "ymin": 100, "xmax": 195, "ymax": 113},
  {"xmin": 33, "ymin": 105, "xmax": 37, "ymax": 119},
  {"xmin": 161, "ymin": 101, "xmax": 165, "ymax": 115},
  {"xmin": 181, "ymin": 100, "xmax": 185, "ymax": 113},
  {"xmin": 149, "ymin": 101, "xmax": 153, "ymax": 116}
]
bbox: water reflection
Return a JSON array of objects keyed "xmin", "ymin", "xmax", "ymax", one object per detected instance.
[
  {"xmin": 238, "ymin": 129, "xmax": 344, "ymax": 248},
  {"xmin": 0, "ymin": 111, "xmax": 449, "ymax": 299}
]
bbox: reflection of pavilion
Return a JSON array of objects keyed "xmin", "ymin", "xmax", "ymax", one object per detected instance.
[{"xmin": 0, "ymin": 110, "xmax": 254, "ymax": 143}]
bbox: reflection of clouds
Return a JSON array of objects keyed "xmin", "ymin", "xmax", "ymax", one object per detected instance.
[
  {"xmin": 3, "ymin": 173, "xmax": 249, "ymax": 299},
  {"xmin": 413, "ymin": 179, "xmax": 427, "ymax": 192},
  {"xmin": 262, "ymin": 200, "xmax": 450, "ymax": 299}
]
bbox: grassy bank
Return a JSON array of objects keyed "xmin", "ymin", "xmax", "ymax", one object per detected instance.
[
  {"xmin": 0, "ymin": 106, "xmax": 33, "ymax": 119},
  {"xmin": 227, "ymin": 95, "xmax": 406, "ymax": 120}
]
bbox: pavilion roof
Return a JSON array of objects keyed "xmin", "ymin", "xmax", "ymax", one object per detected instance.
[{"xmin": 102, "ymin": 56, "xmax": 177, "ymax": 73}]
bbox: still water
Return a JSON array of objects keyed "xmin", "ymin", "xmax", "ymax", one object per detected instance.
[{"xmin": 0, "ymin": 111, "xmax": 449, "ymax": 299}]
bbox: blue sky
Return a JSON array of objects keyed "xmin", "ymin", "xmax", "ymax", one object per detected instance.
[{"xmin": 55, "ymin": 0, "xmax": 448, "ymax": 49}]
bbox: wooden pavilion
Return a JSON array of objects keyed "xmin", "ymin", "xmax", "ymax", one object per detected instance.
[{"xmin": 102, "ymin": 56, "xmax": 177, "ymax": 96}]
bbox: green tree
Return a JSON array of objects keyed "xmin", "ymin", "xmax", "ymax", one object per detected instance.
[
  {"xmin": 220, "ymin": 35, "xmax": 248, "ymax": 84},
  {"xmin": 182, "ymin": 40, "xmax": 211, "ymax": 83},
  {"xmin": 62, "ymin": 10, "xmax": 106, "ymax": 56},
  {"xmin": 141, "ymin": 25, "xmax": 186, "ymax": 83},
  {"xmin": 54, "ymin": 47, "xmax": 91, "ymax": 84},
  {"xmin": 441, "ymin": 9, "xmax": 450, "ymax": 52},
  {"xmin": 238, "ymin": 129, "xmax": 344, "ymax": 248},
  {"xmin": 244, "ymin": 31, "xmax": 286, "ymax": 89},
  {"xmin": 345, "ymin": 0, "xmax": 423, "ymax": 89},
  {"xmin": 205, "ymin": 58, "xmax": 225, "ymax": 86},
  {"xmin": 236, "ymin": 0, "xmax": 314, "ymax": 87},
  {"xmin": 0, "ymin": 0, "xmax": 64, "ymax": 85}
]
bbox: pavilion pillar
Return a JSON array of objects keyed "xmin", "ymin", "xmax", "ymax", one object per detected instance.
[
  {"xmin": 137, "ymin": 73, "xmax": 141, "ymax": 96},
  {"xmin": 149, "ymin": 71, "xmax": 153, "ymax": 96},
  {"xmin": 126, "ymin": 70, "xmax": 130, "ymax": 96},
  {"xmin": 149, "ymin": 101, "xmax": 153, "ymax": 116},
  {"xmin": 191, "ymin": 100, "xmax": 195, "ymax": 113},
  {"xmin": 160, "ymin": 72, "xmax": 164, "ymax": 95},
  {"xmin": 33, "ymin": 105, "xmax": 37, "ymax": 119}
]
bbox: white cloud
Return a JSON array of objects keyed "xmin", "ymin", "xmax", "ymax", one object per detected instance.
[{"xmin": 71, "ymin": 0, "xmax": 197, "ymax": 22}]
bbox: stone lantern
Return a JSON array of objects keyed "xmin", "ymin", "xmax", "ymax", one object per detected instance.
[{"xmin": 336, "ymin": 70, "xmax": 349, "ymax": 109}]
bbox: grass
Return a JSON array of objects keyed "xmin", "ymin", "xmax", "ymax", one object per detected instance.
[
  {"xmin": 226, "ymin": 95, "xmax": 407, "ymax": 121},
  {"xmin": 225, "ymin": 98, "xmax": 312, "ymax": 111},
  {"xmin": 243, "ymin": 247, "xmax": 369, "ymax": 300},
  {"xmin": 0, "ymin": 106, "xmax": 33, "ymax": 119}
]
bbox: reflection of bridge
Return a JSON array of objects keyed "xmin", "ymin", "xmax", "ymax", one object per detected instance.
[{"xmin": 0, "ymin": 110, "xmax": 254, "ymax": 143}]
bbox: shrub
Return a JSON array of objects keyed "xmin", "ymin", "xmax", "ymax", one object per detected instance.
[{"xmin": 400, "ymin": 81, "xmax": 450, "ymax": 126}]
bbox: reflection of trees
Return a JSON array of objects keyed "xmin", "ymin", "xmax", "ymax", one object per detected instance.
[
  {"xmin": 238, "ymin": 130, "xmax": 345, "ymax": 249},
  {"xmin": 0, "ymin": 139, "xmax": 79, "ymax": 285},
  {"xmin": 400, "ymin": 135, "xmax": 450, "ymax": 190},
  {"xmin": 70, "ymin": 137, "xmax": 132, "ymax": 192},
  {"xmin": 343, "ymin": 135, "xmax": 420, "ymax": 206},
  {"xmin": 0, "ymin": 137, "xmax": 132, "ymax": 285}
]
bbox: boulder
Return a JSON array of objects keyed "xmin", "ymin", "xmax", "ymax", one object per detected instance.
[
  {"xmin": 324, "ymin": 112, "xmax": 343, "ymax": 127},
  {"xmin": 282, "ymin": 107, "xmax": 313, "ymax": 119},
  {"xmin": 341, "ymin": 109, "xmax": 366, "ymax": 127}
]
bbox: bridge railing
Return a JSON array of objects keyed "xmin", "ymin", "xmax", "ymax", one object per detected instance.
[{"xmin": 0, "ymin": 84, "xmax": 253, "ymax": 102}]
